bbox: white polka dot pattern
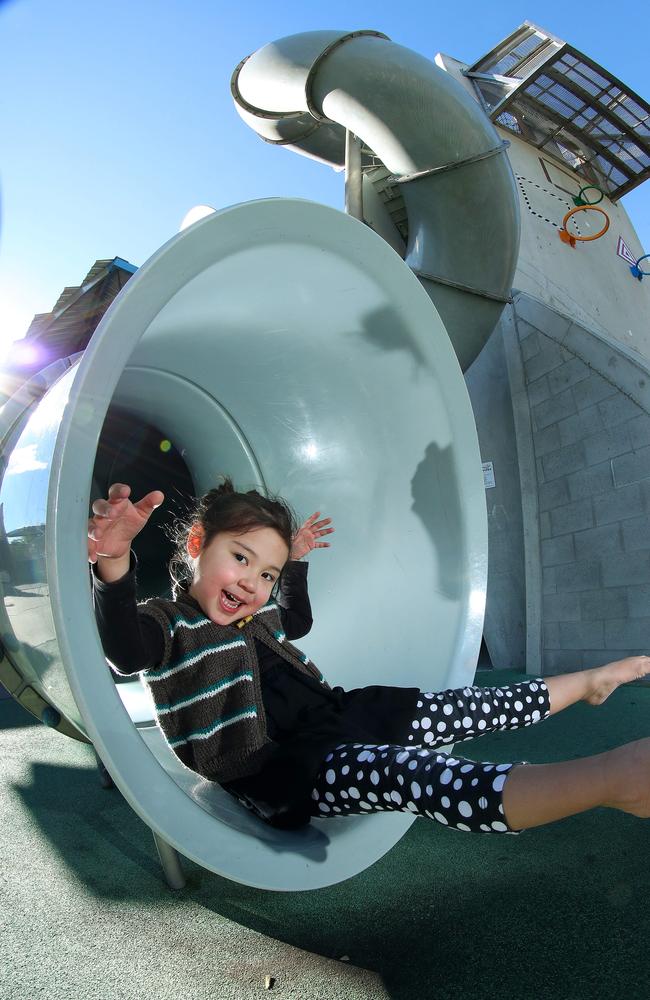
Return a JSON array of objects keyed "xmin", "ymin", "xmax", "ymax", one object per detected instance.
[
  {"xmin": 310, "ymin": 679, "xmax": 551, "ymax": 835},
  {"xmin": 405, "ymin": 679, "xmax": 550, "ymax": 746},
  {"xmin": 312, "ymin": 741, "xmax": 522, "ymax": 833}
]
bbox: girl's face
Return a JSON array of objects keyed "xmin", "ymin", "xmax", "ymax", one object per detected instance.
[{"xmin": 188, "ymin": 525, "xmax": 289, "ymax": 625}]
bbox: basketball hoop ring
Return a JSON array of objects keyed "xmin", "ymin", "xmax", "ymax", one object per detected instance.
[
  {"xmin": 630, "ymin": 253, "xmax": 650, "ymax": 281},
  {"xmin": 572, "ymin": 185, "xmax": 604, "ymax": 207},
  {"xmin": 559, "ymin": 205, "xmax": 610, "ymax": 248}
]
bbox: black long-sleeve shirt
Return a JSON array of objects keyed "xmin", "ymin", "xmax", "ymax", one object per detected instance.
[
  {"xmin": 92, "ymin": 557, "xmax": 348, "ymax": 745},
  {"xmin": 92, "ymin": 555, "xmax": 313, "ymax": 676},
  {"xmin": 92, "ymin": 555, "xmax": 418, "ymax": 828}
]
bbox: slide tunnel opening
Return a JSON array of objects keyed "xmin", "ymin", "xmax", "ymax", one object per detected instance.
[
  {"xmin": 89, "ymin": 366, "xmax": 266, "ymax": 734},
  {"xmin": 5, "ymin": 199, "xmax": 487, "ymax": 888},
  {"xmin": 93, "ymin": 407, "xmax": 196, "ymax": 601}
]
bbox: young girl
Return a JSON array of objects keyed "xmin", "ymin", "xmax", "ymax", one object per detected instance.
[{"xmin": 89, "ymin": 481, "xmax": 650, "ymax": 834}]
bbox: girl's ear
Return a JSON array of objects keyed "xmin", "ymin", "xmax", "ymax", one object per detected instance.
[{"xmin": 187, "ymin": 524, "xmax": 204, "ymax": 559}]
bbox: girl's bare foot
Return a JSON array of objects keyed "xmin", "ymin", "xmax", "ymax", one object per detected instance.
[
  {"xmin": 584, "ymin": 655, "xmax": 650, "ymax": 706},
  {"xmin": 603, "ymin": 737, "xmax": 650, "ymax": 818}
]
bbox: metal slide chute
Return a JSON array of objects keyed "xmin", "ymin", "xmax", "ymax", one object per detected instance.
[
  {"xmin": 0, "ymin": 28, "xmax": 519, "ymax": 892},
  {"xmin": 232, "ymin": 29, "xmax": 521, "ymax": 372},
  {"xmin": 1, "ymin": 198, "xmax": 486, "ymax": 890}
]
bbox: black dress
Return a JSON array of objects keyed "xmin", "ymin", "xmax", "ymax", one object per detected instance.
[{"xmin": 92, "ymin": 559, "xmax": 419, "ymax": 829}]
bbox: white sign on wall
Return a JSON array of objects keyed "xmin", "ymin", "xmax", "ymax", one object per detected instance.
[{"xmin": 482, "ymin": 462, "xmax": 496, "ymax": 489}]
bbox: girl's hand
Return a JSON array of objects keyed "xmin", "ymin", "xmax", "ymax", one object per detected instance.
[
  {"xmin": 88, "ymin": 483, "xmax": 164, "ymax": 566},
  {"xmin": 290, "ymin": 512, "xmax": 334, "ymax": 561}
]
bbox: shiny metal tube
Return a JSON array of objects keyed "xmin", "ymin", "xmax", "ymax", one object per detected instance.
[
  {"xmin": 232, "ymin": 30, "xmax": 520, "ymax": 370},
  {"xmin": 0, "ymin": 199, "xmax": 487, "ymax": 890},
  {"xmin": 344, "ymin": 130, "xmax": 363, "ymax": 220}
]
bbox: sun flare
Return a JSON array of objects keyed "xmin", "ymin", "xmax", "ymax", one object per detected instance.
[{"xmin": 0, "ymin": 295, "xmax": 34, "ymax": 365}]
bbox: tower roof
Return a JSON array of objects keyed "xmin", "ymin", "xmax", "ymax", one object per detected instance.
[{"xmin": 465, "ymin": 22, "xmax": 650, "ymax": 201}]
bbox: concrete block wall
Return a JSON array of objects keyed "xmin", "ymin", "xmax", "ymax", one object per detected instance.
[{"xmin": 512, "ymin": 294, "xmax": 650, "ymax": 674}]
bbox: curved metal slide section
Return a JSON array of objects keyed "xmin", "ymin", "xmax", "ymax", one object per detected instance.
[
  {"xmin": 0, "ymin": 199, "xmax": 487, "ymax": 890},
  {"xmin": 232, "ymin": 29, "xmax": 521, "ymax": 371}
]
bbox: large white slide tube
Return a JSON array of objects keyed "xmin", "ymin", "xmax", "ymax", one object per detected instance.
[{"xmin": 1, "ymin": 200, "xmax": 487, "ymax": 889}]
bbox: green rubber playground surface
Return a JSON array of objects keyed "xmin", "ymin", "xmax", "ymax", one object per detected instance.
[{"xmin": 2, "ymin": 670, "xmax": 650, "ymax": 1000}]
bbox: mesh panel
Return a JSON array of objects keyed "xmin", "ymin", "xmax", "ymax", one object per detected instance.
[
  {"xmin": 469, "ymin": 23, "xmax": 650, "ymax": 197},
  {"xmin": 563, "ymin": 67, "xmax": 603, "ymax": 97},
  {"xmin": 496, "ymin": 111, "xmax": 522, "ymax": 134},
  {"xmin": 491, "ymin": 31, "xmax": 547, "ymax": 77}
]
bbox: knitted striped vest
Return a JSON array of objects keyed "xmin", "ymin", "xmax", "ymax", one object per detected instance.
[{"xmin": 138, "ymin": 591, "xmax": 327, "ymax": 782}]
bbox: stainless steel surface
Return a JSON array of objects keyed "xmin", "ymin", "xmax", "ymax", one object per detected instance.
[
  {"xmin": 345, "ymin": 130, "xmax": 364, "ymax": 219},
  {"xmin": 2, "ymin": 198, "xmax": 487, "ymax": 889},
  {"xmin": 232, "ymin": 30, "xmax": 521, "ymax": 370}
]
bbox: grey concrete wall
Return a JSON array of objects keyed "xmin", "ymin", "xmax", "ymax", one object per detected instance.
[
  {"xmin": 435, "ymin": 53, "xmax": 650, "ymax": 359},
  {"xmin": 433, "ymin": 50, "xmax": 650, "ymax": 676},
  {"xmin": 465, "ymin": 323, "xmax": 526, "ymax": 670},
  {"xmin": 507, "ymin": 293, "xmax": 650, "ymax": 675}
]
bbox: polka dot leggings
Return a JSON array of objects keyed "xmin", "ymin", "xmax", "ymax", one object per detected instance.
[{"xmin": 310, "ymin": 679, "xmax": 551, "ymax": 834}]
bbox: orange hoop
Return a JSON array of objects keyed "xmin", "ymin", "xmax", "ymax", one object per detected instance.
[{"xmin": 559, "ymin": 205, "xmax": 610, "ymax": 247}]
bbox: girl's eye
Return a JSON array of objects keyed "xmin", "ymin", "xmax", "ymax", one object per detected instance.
[
  {"xmin": 262, "ymin": 572, "xmax": 275, "ymax": 583},
  {"xmin": 234, "ymin": 552, "xmax": 247, "ymax": 564}
]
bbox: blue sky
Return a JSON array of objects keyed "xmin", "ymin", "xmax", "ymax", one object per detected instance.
[{"xmin": 1, "ymin": 0, "xmax": 649, "ymax": 359}]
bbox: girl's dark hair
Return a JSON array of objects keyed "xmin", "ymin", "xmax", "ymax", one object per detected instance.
[{"xmin": 169, "ymin": 478, "xmax": 296, "ymax": 588}]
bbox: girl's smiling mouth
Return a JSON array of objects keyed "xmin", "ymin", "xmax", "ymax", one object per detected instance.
[{"xmin": 220, "ymin": 590, "xmax": 244, "ymax": 614}]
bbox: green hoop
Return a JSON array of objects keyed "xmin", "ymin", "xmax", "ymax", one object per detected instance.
[{"xmin": 573, "ymin": 185, "xmax": 604, "ymax": 207}]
